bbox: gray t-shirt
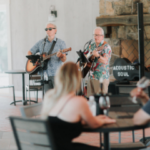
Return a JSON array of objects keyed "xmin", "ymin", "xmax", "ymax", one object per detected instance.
[
  {"xmin": 30, "ymin": 36, "xmax": 66, "ymax": 76},
  {"xmin": 142, "ymin": 100, "xmax": 150, "ymax": 115}
]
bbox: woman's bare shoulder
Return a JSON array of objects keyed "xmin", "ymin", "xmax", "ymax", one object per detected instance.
[{"xmin": 71, "ymin": 96, "xmax": 88, "ymax": 105}]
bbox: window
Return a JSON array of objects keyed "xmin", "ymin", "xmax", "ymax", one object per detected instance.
[{"xmin": 0, "ymin": 0, "xmax": 11, "ymax": 94}]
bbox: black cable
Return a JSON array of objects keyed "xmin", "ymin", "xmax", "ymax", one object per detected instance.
[
  {"xmin": 83, "ymin": 39, "xmax": 93, "ymax": 52},
  {"xmin": 76, "ymin": 58, "xmax": 80, "ymax": 64},
  {"xmin": 41, "ymin": 36, "xmax": 47, "ymax": 54}
]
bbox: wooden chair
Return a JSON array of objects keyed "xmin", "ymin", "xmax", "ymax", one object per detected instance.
[
  {"xmin": 26, "ymin": 74, "xmax": 44, "ymax": 104},
  {"xmin": 9, "ymin": 116, "xmax": 57, "ymax": 150},
  {"xmin": 20, "ymin": 102, "xmax": 43, "ymax": 118}
]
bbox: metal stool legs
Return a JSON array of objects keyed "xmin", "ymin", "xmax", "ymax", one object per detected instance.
[
  {"xmin": 0, "ymin": 85, "xmax": 17, "ymax": 106},
  {"xmin": 12, "ymin": 86, "xmax": 16, "ymax": 105},
  {"xmin": 118, "ymin": 130, "xmax": 135, "ymax": 143},
  {"xmin": 29, "ymin": 87, "xmax": 38, "ymax": 104},
  {"xmin": 26, "ymin": 88, "xmax": 38, "ymax": 105}
]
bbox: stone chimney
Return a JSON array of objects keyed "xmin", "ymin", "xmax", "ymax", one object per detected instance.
[{"xmin": 98, "ymin": 0, "xmax": 150, "ymax": 80}]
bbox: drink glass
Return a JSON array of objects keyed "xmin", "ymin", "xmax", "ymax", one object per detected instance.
[
  {"xmin": 99, "ymin": 95, "xmax": 110, "ymax": 115},
  {"xmin": 132, "ymin": 77, "xmax": 150, "ymax": 104}
]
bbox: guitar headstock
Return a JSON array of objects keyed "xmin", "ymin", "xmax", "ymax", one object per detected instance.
[{"xmin": 62, "ymin": 47, "xmax": 72, "ymax": 53}]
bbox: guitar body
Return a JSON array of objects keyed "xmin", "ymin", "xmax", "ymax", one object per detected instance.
[
  {"xmin": 26, "ymin": 48, "xmax": 71, "ymax": 74},
  {"xmin": 26, "ymin": 53, "xmax": 46, "ymax": 74},
  {"xmin": 26, "ymin": 59, "xmax": 41, "ymax": 74},
  {"xmin": 82, "ymin": 56, "xmax": 95, "ymax": 78}
]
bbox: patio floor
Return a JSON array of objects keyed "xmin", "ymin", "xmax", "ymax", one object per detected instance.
[{"xmin": 0, "ymin": 95, "xmax": 150, "ymax": 150}]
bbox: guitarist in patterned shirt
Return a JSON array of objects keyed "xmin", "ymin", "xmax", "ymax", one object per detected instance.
[{"xmin": 85, "ymin": 27, "xmax": 112, "ymax": 94}]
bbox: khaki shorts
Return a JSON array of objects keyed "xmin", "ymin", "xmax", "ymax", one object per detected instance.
[{"xmin": 87, "ymin": 79, "xmax": 109, "ymax": 97}]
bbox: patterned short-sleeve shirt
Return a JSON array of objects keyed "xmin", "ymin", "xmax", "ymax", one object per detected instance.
[
  {"xmin": 30, "ymin": 36, "xmax": 66, "ymax": 76},
  {"xmin": 86, "ymin": 40, "xmax": 112, "ymax": 80}
]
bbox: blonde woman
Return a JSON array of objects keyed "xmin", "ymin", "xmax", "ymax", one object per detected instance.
[{"xmin": 42, "ymin": 62, "xmax": 115, "ymax": 150}]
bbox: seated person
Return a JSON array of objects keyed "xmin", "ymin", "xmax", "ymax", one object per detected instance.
[
  {"xmin": 41, "ymin": 62, "xmax": 115, "ymax": 150},
  {"xmin": 130, "ymin": 87, "xmax": 150, "ymax": 125}
]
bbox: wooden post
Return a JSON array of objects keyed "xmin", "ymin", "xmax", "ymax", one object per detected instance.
[{"xmin": 137, "ymin": 3, "xmax": 144, "ymax": 79}]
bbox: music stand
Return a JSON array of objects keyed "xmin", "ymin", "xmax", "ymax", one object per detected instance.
[
  {"xmin": 76, "ymin": 50, "xmax": 89, "ymax": 65},
  {"xmin": 26, "ymin": 55, "xmax": 40, "ymax": 64},
  {"xmin": 76, "ymin": 50, "xmax": 89, "ymax": 96},
  {"xmin": 76, "ymin": 40, "xmax": 93, "ymax": 96}
]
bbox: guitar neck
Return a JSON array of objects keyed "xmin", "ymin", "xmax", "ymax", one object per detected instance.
[
  {"xmin": 43, "ymin": 47, "xmax": 71, "ymax": 61},
  {"xmin": 43, "ymin": 52, "xmax": 57, "ymax": 61}
]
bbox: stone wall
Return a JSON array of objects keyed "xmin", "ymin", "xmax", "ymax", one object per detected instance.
[
  {"xmin": 100, "ymin": 0, "xmax": 150, "ymax": 40},
  {"xmin": 99, "ymin": 0, "xmax": 150, "ymax": 80},
  {"xmin": 111, "ymin": 25, "xmax": 150, "ymax": 40},
  {"xmin": 100, "ymin": 0, "xmax": 150, "ymax": 16}
]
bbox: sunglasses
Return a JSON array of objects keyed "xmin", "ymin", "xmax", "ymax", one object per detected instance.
[{"xmin": 45, "ymin": 28, "xmax": 56, "ymax": 31}]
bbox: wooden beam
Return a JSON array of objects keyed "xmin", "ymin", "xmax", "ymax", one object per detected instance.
[{"xmin": 96, "ymin": 14, "xmax": 150, "ymax": 26}]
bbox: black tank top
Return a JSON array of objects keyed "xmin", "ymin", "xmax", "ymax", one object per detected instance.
[
  {"xmin": 48, "ymin": 116, "xmax": 82, "ymax": 149},
  {"xmin": 48, "ymin": 95, "xmax": 83, "ymax": 150}
]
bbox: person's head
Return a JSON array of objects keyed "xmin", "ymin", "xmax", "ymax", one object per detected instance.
[
  {"xmin": 45, "ymin": 22, "xmax": 57, "ymax": 38},
  {"xmin": 55, "ymin": 62, "xmax": 82, "ymax": 95},
  {"xmin": 41, "ymin": 62, "xmax": 82, "ymax": 117},
  {"xmin": 93, "ymin": 27, "xmax": 104, "ymax": 44}
]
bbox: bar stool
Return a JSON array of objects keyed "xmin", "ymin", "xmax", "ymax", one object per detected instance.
[{"xmin": 26, "ymin": 75, "xmax": 44, "ymax": 104}]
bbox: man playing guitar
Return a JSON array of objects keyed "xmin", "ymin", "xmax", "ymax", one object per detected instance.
[
  {"xmin": 85, "ymin": 27, "xmax": 112, "ymax": 94},
  {"xmin": 27, "ymin": 22, "xmax": 67, "ymax": 93}
]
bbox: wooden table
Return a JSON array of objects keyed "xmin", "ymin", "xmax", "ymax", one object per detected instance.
[
  {"xmin": 83, "ymin": 110, "xmax": 149, "ymax": 150},
  {"xmin": 5, "ymin": 70, "xmax": 27, "ymax": 105}
]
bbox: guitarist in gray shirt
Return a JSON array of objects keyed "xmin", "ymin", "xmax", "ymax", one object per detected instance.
[{"xmin": 27, "ymin": 23, "xmax": 67, "ymax": 93}]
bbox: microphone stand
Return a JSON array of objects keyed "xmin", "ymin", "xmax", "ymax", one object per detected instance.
[
  {"xmin": 36, "ymin": 55, "xmax": 48, "ymax": 97},
  {"xmin": 39, "ymin": 55, "xmax": 46, "ymax": 84},
  {"xmin": 76, "ymin": 39, "xmax": 93, "ymax": 96},
  {"xmin": 76, "ymin": 50, "xmax": 88, "ymax": 96}
]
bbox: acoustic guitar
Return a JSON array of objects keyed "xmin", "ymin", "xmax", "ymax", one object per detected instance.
[
  {"xmin": 26, "ymin": 47, "xmax": 72, "ymax": 74},
  {"xmin": 81, "ymin": 45, "xmax": 105, "ymax": 78}
]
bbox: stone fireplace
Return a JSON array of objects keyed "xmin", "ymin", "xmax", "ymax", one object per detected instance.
[{"xmin": 98, "ymin": 0, "xmax": 150, "ymax": 80}]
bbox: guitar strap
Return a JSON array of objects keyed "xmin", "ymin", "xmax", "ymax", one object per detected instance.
[
  {"xmin": 48, "ymin": 38, "xmax": 57, "ymax": 55},
  {"xmin": 42, "ymin": 37, "xmax": 57, "ymax": 71},
  {"xmin": 42, "ymin": 37, "xmax": 57, "ymax": 55},
  {"xmin": 42, "ymin": 36, "xmax": 47, "ymax": 54},
  {"xmin": 97, "ymin": 41, "xmax": 107, "ymax": 55}
]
